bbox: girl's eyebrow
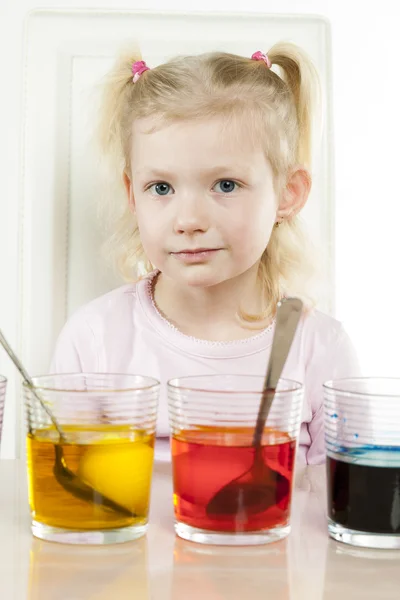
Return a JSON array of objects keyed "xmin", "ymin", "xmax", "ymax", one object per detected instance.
[
  {"xmin": 199, "ymin": 165, "xmax": 251, "ymax": 177},
  {"xmin": 134, "ymin": 168, "xmax": 172, "ymax": 179},
  {"xmin": 134, "ymin": 165, "xmax": 252, "ymax": 179}
]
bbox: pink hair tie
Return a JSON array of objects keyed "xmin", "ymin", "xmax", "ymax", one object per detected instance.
[
  {"xmin": 132, "ymin": 60, "xmax": 150, "ymax": 83},
  {"xmin": 251, "ymin": 51, "xmax": 272, "ymax": 69}
]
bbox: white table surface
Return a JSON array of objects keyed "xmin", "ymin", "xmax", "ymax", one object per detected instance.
[{"xmin": 2, "ymin": 459, "xmax": 400, "ymax": 599}]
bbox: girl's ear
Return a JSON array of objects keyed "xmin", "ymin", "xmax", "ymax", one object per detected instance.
[
  {"xmin": 276, "ymin": 167, "xmax": 311, "ymax": 221},
  {"xmin": 123, "ymin": 171, "xmax": 136, "ymax": 213}
]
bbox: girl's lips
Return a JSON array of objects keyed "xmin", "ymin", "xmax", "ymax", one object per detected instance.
[{"xmin": 171, "ymin": 249, "xmax": 222, "ymax": 263}]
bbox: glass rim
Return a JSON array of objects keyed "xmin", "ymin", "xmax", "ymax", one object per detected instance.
[
  {"xmin": 23, "ymin": 372, "xmax": 160, "ymax": 394},
  {"xmin": 167, "ymin": 374, "xmax": 303, "ymax": 395},
  {"xmin": 323, "ymin": 377, "xmax": 400, "ymax": 398},
  {"xmin": 0, "ymin": 375, "xmax": 7, "ymax": 385}
]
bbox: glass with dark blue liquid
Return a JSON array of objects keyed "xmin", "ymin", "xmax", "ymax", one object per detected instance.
[{"xmin": 324, "ymin": 378, "xmax": 400, "ymax": 549}]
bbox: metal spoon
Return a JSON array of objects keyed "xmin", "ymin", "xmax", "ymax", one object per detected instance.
[
  {"xmin": 0, "ymin": 328, "xmax": 135, "ymax": 518},
  {"xmin": 206, "ymin": 297, "xmax": 303, "ymax": 518}
]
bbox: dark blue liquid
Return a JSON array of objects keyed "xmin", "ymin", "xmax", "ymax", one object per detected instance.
[{"xmin": 327, "ymin": 447, "xmax": 400, "ymax": 534}]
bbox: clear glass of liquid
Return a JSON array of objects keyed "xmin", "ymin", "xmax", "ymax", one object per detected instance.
[
  {"xmin": 24, "ymin": 373, "xmax": 159, "ymax": 544},
  {"xmin": 324, "ymin": 377, "xmax": 400, "ymax": 549}
]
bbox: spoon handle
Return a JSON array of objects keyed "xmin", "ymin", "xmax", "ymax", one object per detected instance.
[
  {"xmin": 252, "ymin": 298, "xmax": 303, "ymax": 447},
  {"xmin": 0, "ymin": 328, "xmax": 65, "ymax": 440},
  {"xmin": 0, "ymin": 329, "xmax": 35, "ymax": 386}
]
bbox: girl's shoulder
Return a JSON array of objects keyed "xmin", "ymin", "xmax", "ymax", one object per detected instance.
[
  {"xmin": 301, "ymin": 308, "xmax": 348, "ymax": 343},
  {"xmin": 66, "ymin": 272, "xmax": 155, "ymax": 328},
  {"xmin": 50, "ymin": 275, "xmax": 154, "ymax": 372},
  {"xmin": 55, "ymin": 273, "xmax": 156, "ymax": 349},
  {"xmin": 74, "ymin": 282, "xmax": 138, "ymax": 320},
  {"xmin": 300, "ymin": 308, "xmax": 360, "ymax": 376}
]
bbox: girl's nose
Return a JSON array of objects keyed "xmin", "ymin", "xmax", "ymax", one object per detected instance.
[{"xmin": 173, "ymin": 194, "xmax": 210, "ymax": 235}]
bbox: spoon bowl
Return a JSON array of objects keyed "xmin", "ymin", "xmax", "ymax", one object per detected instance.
[{"xmin": 206, "ymin": 432, "xmax": 291, "ymax": 517}]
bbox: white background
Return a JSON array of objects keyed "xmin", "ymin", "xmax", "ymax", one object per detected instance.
[{"xmin": 1, "ymin": 0, "xmax": 399, "ymax": 457}]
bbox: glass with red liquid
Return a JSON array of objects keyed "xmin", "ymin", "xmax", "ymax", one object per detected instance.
[{"xmin": 167, "ymin": 375, "xmax": 303, "ymax": 545}]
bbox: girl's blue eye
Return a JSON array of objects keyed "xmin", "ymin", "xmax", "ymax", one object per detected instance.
[
  {"xmin": 151, "ymin": 183, "xmax": 171, "ymax": 196},
  {"xmin": 214, "ymin": 180, "xmax": 237, "ymax": 193}
]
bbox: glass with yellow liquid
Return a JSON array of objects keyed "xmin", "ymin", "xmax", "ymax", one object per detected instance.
[{"xmin": 24, "ymin": 374, "xmax": 160, "ymax": 544}]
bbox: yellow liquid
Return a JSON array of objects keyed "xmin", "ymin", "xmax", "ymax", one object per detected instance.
[{"xmin": 27, "ymin": 425, "xmax": 155, "ymax": 530}]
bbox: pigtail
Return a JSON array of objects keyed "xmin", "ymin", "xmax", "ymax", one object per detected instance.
[
  {"xmin": 237, "ymin": 43, "xmax": 321, "ymax": 325},
  {"xmin": 95, "ymin": 46, "xmax": 152, "ymax": 282},
  {"xmin": 267, "ymin": 43, "xmax": 321, "ymax": 168},
  {"xmin": 97, "ymin": 47, "xmax": 142, "ymax": 173}
]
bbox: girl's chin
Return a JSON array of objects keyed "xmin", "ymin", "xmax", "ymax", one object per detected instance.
[{"xmin": 172, "ymin": 268, "xmax": 248, "ymax": 289}]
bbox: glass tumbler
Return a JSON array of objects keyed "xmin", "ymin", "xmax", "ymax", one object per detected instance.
[
  {"xmin": 24, "ymin": 373, "xmax": 159, "ymax": 544},
  {"xmin": 324, "ymin": 377, "xmax": 400, "ymax": 549},
  {"xmin": 0, "ymin": 375, "xmax": 6, "ymax": 447},
  {"xmin": 168, "ymin": 375, "xmax": 303, "ymax": 545}
]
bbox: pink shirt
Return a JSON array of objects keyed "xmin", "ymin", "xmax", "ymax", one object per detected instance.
[{"xmin": 51, "ymin": 271, "xmax": 360, "ymax": 464}]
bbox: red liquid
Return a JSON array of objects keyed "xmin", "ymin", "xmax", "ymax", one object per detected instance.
[{"xmin": 172, "ymin": 427, "xmax": 296, "ymax": 532}]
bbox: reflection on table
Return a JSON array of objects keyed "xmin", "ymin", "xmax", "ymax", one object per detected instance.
[
  {"xmin": 27, "ymin": 537, "xmax": 149, "ymax": 600},
  {"xmin": 171, "ymin": 536, "xmax": 290, "ymax": 600}
]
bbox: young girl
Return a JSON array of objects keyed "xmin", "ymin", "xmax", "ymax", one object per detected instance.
[{"xmin": 51, "ymin": 43, "xmax": 359, "ymax": 464}]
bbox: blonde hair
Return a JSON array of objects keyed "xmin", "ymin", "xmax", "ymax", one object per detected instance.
[{"xmin": 97, "ymin": 42, "xmax": 321, "ymax": 325}]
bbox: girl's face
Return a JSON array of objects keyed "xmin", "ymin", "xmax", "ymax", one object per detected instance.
[{"xmin": 127, "ymin": 117, "xmax": 278, "ymax": 289}]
